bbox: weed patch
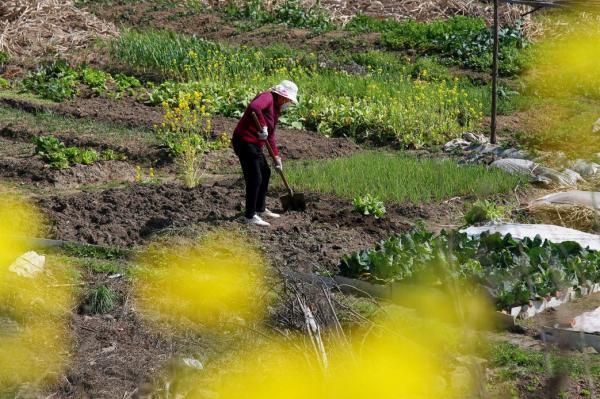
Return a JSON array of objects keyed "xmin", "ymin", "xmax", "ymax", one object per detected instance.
[{"xmin": 81, "ymin": 284, "xmax": 118, "ymax": 314}]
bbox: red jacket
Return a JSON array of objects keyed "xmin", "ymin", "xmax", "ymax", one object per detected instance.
[{"xmin": 233, "ymin": 91, "xmax": 280, "ymax": 157}]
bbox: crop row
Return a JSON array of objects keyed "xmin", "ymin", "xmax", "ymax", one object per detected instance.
[
  {"xmin": 110, "ymin": 30, "xmax": 486, "ymax": 147},
  {"xmin": 340, "ymin": 229, "xmax": 600, "ymax": 310}
]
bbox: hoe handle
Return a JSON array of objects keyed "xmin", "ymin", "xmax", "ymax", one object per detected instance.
[{"xmin": 251, "ymin": 112, "xmax": 294, "ymax": 196}]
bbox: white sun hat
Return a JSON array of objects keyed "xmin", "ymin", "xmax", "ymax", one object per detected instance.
[{"xmin": 271, "ymin": 80, "xmax": 299, "ymax": 104}]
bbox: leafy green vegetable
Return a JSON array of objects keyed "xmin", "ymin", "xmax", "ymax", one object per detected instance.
[
  {"xmin": 340, "ymin": 229, "xmax": 600, "ymax": 310},
  {"xmin": 464, "ymin": 200, "xmax": 506, "ymax": 225},
  {"xmin": 33, "ymin": 135, "xmax": 104, "ymax": 169},
  {"xmin": 353, "ymin": 194, "xmax": 386, "ymax": 219}
]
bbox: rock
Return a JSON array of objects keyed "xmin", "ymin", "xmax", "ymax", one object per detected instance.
[
  {"xmin": 462, "ymin": 132, "xmax": 488, "ymax": 144},
  {"xmin": 593, "ymin": 118, "xmax": 600, "ymax": 133},
  {"xmin": 491, "ymin": 158, "xmax": 536, "ymax": 175}
]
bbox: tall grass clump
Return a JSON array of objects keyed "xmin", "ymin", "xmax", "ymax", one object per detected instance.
[
  {"xmin": 283, "ymin": 153, "xmax": 525, "ymax": 204},
  {"xmin": 108, "ymin": 29, "xmax": 488, "ymax": 147}
]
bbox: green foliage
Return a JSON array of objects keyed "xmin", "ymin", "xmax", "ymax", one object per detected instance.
[
  {"xmin": 84, "ymin": 259, "xmax": 121, "ymax": 274},
  {"xmin": 33, "ymin": 135, "xmax": 105, "ymax": 169},
  {"xmin": 0, "ymin": 51, "xmax": 9, "ymax": 64},
  {"xmin": 273, "ymin": 0, "xmax": 333, "ymax": 31},
  {"xmin": 464, "ymin": 200, "xmax": 506, "ymax": 225},
  {"xmin": 82, "ymin": 284, "xmax": 117, "ymax": 314},
  {"xmin": 81, "ymin": 67, "xmax": 110, "ymax": 95},
  {"xmin": 283, "ymin": 153, "xmax": 525, "ymax": 204},
  {"xmin": 113, "ymin": 30, "xmax": 485, "ymax": 147},
  {"xmin": 340, "ymin": 229, "xmax": 600, "ymax": 310},
  {"xmin": 224, "ymin": 0, "xmax": 333, "ymax": 31},
  {"xmin": 344, "ymin": 13, "xmax": 398, "ymax": 33},
  {"xmin": 0, "ymin": 78, "xmax": 9, "ymax": 89},
  {"xmin": 370, "ymin": 16, "xmax": 527, "ymax": 75},
  {"xmin": 22, "ymin": 61, "xmax": 141, "ymax": 102},
  {"xmin": 353, "ymin": 194, "xmax": 386, "ymax": 219},
  {"xmin": 23, "ymin": 61, "xmax": 79, "ymax": 102},
  {"xmin": 60, "ymin": 242, "xmax": 130, "ymax": 260},
  {"xmin": 100, "ymin": 148, "xmax": 127, "ymax": 161},
  {"xmin": 109, "ymin": 29, "xmax": 488, "ymax": 147},
  {"xmin": 114, "ymin": 73, "xmax": 142, "ymax": 93}
]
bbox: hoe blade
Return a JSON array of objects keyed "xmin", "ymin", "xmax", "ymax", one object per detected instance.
[{"xmin": 280, "ymin": 192, "xmax": 306, "ymax": 212}]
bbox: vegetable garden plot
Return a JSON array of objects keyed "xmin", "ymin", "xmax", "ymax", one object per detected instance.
[
  {"xmin": 340, "ymin": 230, "xmax": 600, "ymax": 311},
  {"xmin": 37, "ymin": 180, "xmax": 412, "ymax": 272}
]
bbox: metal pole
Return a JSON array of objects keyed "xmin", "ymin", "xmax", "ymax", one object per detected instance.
[{"xmin": 491, "ymin": 0, "xmax": 499, "ymax": 144}]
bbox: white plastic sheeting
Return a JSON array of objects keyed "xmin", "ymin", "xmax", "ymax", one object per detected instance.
[
  {"xmin": 571, "ymin": 307, "xmax": 600, "ymax": 333},
  {"xmin": 490, "ymin": 158, "xmax": 536, "ymax": 175},
  {"xmin": 534, "ymin": 191, "xmax": 600, "ymax": 210},
  {"xmin": 462, "ymin": 223, "xmax": 600, "ymax": 251},
  {"xmin": 9, "ymin": 251, "xmax": 45, "ymax": 278}
]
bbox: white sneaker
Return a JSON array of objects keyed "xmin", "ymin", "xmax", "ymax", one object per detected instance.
[
  {"xmin": 244, "ymin": 215, "xmax": 270, "ymax": 227},
  {"xmin": 258, "ymin": 209, "xmax": 280, "ymax": 219}
]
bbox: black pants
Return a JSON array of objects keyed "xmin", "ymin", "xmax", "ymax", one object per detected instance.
[{"xmin": 232, "ymin": 136, "xmax": 271, "ymax": 218}]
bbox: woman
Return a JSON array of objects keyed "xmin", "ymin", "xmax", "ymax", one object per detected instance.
[{"xmin": 232, "ymin": 80, "xmax": 299, "ymax": 227}]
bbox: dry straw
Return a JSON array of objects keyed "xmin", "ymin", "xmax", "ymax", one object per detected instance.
[
  {"xmin": 209, "ymin": 0, "xmax": 530, "ymax": 25},
  {"xmin": 527, "ymin": 203, "xmax": 600, "ymax": 233},
  {"xmin": 0, "ymin": 0, "xmax": 119, "ymax": 57},
  {"xmin": 316, "ymin": 0, "xmax": 529, "ymax": 25}
]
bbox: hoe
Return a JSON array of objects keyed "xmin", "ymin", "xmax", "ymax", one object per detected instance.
[{"xmin": 252, "ymin": 112, "xmax": 306, "ymax": 212}]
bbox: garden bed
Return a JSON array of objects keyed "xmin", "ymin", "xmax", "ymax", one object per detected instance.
[
  {"xmin": 0, "ymin": 95, "xmax": 361, "ymax": 161},
  {"xmin": 0, "ymin": 137, "xmax": 135, "ymax": 188},
  {"xmin": 37, "ymin": 179, "xmax": 419, "ymax": 272}
]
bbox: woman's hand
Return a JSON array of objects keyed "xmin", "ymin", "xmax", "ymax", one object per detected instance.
[
  {"xmin": 274, "ymin": 156, "xmax": 283, "ymax": 171},
  {"xmin": 258, "ymin": 126, "xmax": 269, "ymax": 140}
]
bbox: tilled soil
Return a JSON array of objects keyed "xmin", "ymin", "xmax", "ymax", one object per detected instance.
[
  {"xmin": 1, "ymin": 96, "xmax": 360, "ymax": 161},
  {"xmin": 50, "ymin": 270, "xmax": 211, "ymax": 399},
  {"xmin": 0, "ymin": 137, "xmax": 136, "ymax": 188},
  {"xmin": 38, "ymin": 179, "xmax": 414, "ymax": 273}
]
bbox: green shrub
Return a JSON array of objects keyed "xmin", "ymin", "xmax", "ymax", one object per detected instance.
[
  {"xmin": 353, "ymin": 194, "xmax": 386, "ymax": 219},
  {"xmin": 464, "ymin": 200, "xmax": 506, "ymax": 225},
  {"xmin": 409, "ymin": 57, "xmax": 451, "ymax": 81}
]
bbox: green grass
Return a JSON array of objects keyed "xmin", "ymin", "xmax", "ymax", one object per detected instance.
[
  {"xmin": 0, "ymin": 103, "xmax": 155, "ymax": 147},
  {"xmin": 490, "ymin": 341, "xmax": 600, "ymax": 389},
  {"xmin": 82, "ymin": 284, "xmax": 118, "ymax": 314},
  {"xmin": 282, "ymin": 152, "xmax": 526, "ymax": 204},
  {"xmin": 58, "ymin": 242, "xmax": 131, "ymax": 260}
]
